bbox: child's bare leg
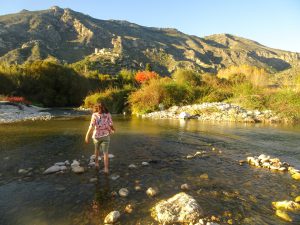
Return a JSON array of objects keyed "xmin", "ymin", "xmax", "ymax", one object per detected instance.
[{"xmin": 103, "ymin": 152, "xmax": 109, "ymax": 173}]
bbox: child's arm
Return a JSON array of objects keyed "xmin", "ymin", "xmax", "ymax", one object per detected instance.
[
  {"xmin": 85, "ymin": 126, "xmax": 93, "ymax": 143},
  {"xmin": 85, "ymin": 114, "xmax": 95, "ymax": 143}
]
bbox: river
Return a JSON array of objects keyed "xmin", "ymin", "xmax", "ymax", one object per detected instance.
[{"xmin": 0, "ymin": 115, "xmax": 300, "ymax": 225}]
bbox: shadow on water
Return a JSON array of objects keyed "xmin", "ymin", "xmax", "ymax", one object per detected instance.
[{"xmin": 0, "ymin": 115, "xmax": 300, "ymax": 224}]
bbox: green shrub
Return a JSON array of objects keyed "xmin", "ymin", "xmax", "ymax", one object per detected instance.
[
  {"xmin": 128, "ymin": 78, "xmax": 166, "ymax": 114},
  {"xmin": 0, "ymin": 72, "xmax": 15, "ymax": 94},
  {"xmin": 0, "ymin": 61, "xmax": 89, "ymax": 107},
  {"xmin": 268, "ymin": 88, "xmax": 300, "ymax": 121},
  {"xmin": 84, "ymin": 87, "xmax": 133, "ymax": 113},
  {"xmin": 172, "ymin": 69, "xmax": 201, "ymax": 86},
  {"xmin": 128, "ymin": 78, "xmax": 195, "ymax": 114},
  {"xmin": 228, "ymin": 82, "xmax": 268, "ymax": 110},
  {"xmin": 217, "ymin": 65, "xmax": 269, "ymax": 87}
]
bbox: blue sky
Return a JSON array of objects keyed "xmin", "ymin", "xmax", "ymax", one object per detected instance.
[{"xmin": 1, "ymin": 0, "xmax": 300, "ymax": 52}]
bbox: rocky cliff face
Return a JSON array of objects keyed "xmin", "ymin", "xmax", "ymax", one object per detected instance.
[{"xmin": 0, "ymin": 6, "xmax": 299, "ymax": 74}]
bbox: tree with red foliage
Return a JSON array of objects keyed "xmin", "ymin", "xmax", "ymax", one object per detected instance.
[{"xmin": 135, "ymin": 71, "xmax": 159, "ymax": 84}]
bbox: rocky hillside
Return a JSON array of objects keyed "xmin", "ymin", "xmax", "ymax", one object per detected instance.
[{"xmin": 0, "ymin": 6, "xmax": 299, "ymax": 74}]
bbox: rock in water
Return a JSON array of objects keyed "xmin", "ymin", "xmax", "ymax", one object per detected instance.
[
  {"xmin": 272, "ymin": 200, "xmax": 300, "ymax": 211},
  {"xmin": 104, "ymin": 210, "xmax": 121, "ymax": 224},
  {"xmin": 151, "ymin": 192, "xmax": 203, "ymax": 224},
  {"xmin": 71, "ymin": 160, "xmax": 80, "ymax": 167},
  {"xmin": 18, "ymin": 169, "xmax": 28, "ymax": 174},
  {"xmin": 200, "ymin": 173, "xmax": 209, "ymax": 180},
  {"xmin": 141, "ymin": 161, "xmax": 150, "ymax": 166},
  {"xmin": 72, "ymin": 166, "xmax": 85, "ymax": 174},
  {"xmin": 128, "ymin": 164, "xmax": 137, "ymax": 169},
  {"xmin": 179, "ymin": 112, "xmax": 190, "ymax": 119},
  {"xmin": 110, "ymin": 174, "xmax": 120, "ymax": 181},
  {"xmin": 181, "ymin": 183, "xmax": 190, "ymax": 191},
  {"xmin": 275, "ymin": 210, "xmax": 292, "ymax": 222},
  {"xmin": 292, "ymin": 173, "xmax": 300, "ymax": 180},
  {"xmin": 43, "ymin": 165, "xmax": 62, "ymax": 174},
  {"xmin": 125, "ymin": 204, "xmax": 134, "ymax": 213},
  {"xmin": 89, "ymin": 178, "xmax": 97, "ymax": 183},
  {"xmin": 119, "ymin": 188, "xmax": 129, "ymax": 197},
  {"xmin": 55, "ymin": 162, "xmax": 65, "ymax": 166},
  {"xmin": 146, "ymin": 187, "xmax": 159, "ymax": 197}
]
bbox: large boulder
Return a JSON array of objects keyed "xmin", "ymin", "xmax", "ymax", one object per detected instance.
[{"xmin": 151, "ymin": 192, "xmax": 203, "ymax": 224}]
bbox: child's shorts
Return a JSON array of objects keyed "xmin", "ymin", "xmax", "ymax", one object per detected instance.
[{"xmin": 93, "ymin": 135, "xmax": 110, "ymax": 153}]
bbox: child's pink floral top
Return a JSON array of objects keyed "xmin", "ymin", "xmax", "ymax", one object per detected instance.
[{"xmin": 89, "ymin": 113, "xmax": 113, "ymax": 138}]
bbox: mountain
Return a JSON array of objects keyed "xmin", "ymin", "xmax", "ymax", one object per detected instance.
[{"xmin": 0, "ymin": 6, "xmax": 299, "ymax": 74}]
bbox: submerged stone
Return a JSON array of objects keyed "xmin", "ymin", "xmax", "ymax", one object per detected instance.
[
  {"xmin": 125, "ymin": 204, "xmax": 134, "ymax": 213},
  {"xmin": 119, "ymin": 188, "xmax": 129, "ymax": 197},
  {"xmin": 146, "ymin": 187, "xmax": 159, "ymax": 197},
  {"xmin": 110, "ymin": 174, "xmax": 120, "ymax": 181},
  {"xmin": 199, "ymin": 173, "xmax": 209, "ymax": 180},
  {"xmin": 141, "ymin": 161, "xmax": 150, "ymax": 166},
  {"xmin": 180, "ymin": 183, "xmax": 190, "ymax": 191},
  {"xmin": 104, "ymin": 210, "xmax": 120, "ymax": 224},
  {"xmin": 128, "ymin": 164, "xmax": 137, "ymax": 169},
  {"xmin": 151, "ymin": 192, "xmax": 203, "ymax": 224},
  {"xmin": 18, "ymin": 169, "xmax": 28, "ymax": 174}
]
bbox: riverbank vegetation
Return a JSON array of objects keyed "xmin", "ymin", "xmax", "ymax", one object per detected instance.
[{"xmin": 0, "ymin": 61, "xmax": 299, "ymax": 121}]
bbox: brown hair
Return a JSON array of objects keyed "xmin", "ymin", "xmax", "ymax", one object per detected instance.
[{"xmin": 93, "ymin": 102, "xmax": 109, "ymax": 114}]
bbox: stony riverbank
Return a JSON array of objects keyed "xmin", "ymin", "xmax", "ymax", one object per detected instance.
[
  {"xmin": 0, "ymin": 101, "xmax": 52, "ymax": 123},
  {"xmin": 142, "ymin": 102, "xmax": 284, "ymax": 123}
]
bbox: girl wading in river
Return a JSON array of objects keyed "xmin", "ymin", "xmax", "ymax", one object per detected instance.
[{"xmin": 85, "ymin": 103, "xmax": 115, "ymax": 173}]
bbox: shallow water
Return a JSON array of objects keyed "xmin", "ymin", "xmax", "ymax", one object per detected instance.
[{"xmin": 0, "ymin": 116, "xmax": 300, "ymax": 225}]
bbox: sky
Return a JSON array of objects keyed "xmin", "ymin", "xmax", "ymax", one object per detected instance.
[{"xmin": 0, "ymin": 0, "xmax": 300, "ymax": 52}]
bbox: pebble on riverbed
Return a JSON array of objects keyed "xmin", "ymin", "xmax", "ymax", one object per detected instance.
[
  {"xmin": 128, "ymin": 164, "xmax": 137, "ymax": 169},
  {"xmin": 146, "ymin": 187, "xmax": 159, "ymax": 197},
  {"xmin": 104, "ymin": 210, "xmax": 121, "ymax": 224},
  {"xmin": 180, "ymin": 183, "xmax": 191, "ymax": 191},
  {"xmin": 119, "ymin": 188, "xmax": 129, "ymax": 197},
  {"xmin": 124, "ymin": 204, "xmax": 134, "ymax": 214}
]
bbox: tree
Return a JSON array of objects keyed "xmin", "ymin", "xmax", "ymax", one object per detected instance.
[{"xmin": 135, "ymin": 70, "xmax": 159, "ymax": 84}]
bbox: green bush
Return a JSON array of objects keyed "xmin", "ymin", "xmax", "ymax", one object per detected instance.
[
  {"xmin": 229, "ymin": 82, "xmax": 268, "ymax": 110},
  {"xmin": 84, "ymin": 87, "xmax": 133, "ymax": 113},
  {"xmin": 128, "ymin": 78, "xmax": 195, "ymax": 114},
  {"xmin": 172, "ymin": 69, "xmax": 201, "ymax": 86},
  {"xmin": 0, "ymin": 61, "xmax": 89, "ymax": 107},
  {"xmin": 0, "ymin": 72, "xmax": 15, "ymax": 95},
  {"xmin": 268, "ymin": 88, "xmax": 300, "ymax": 121}
]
